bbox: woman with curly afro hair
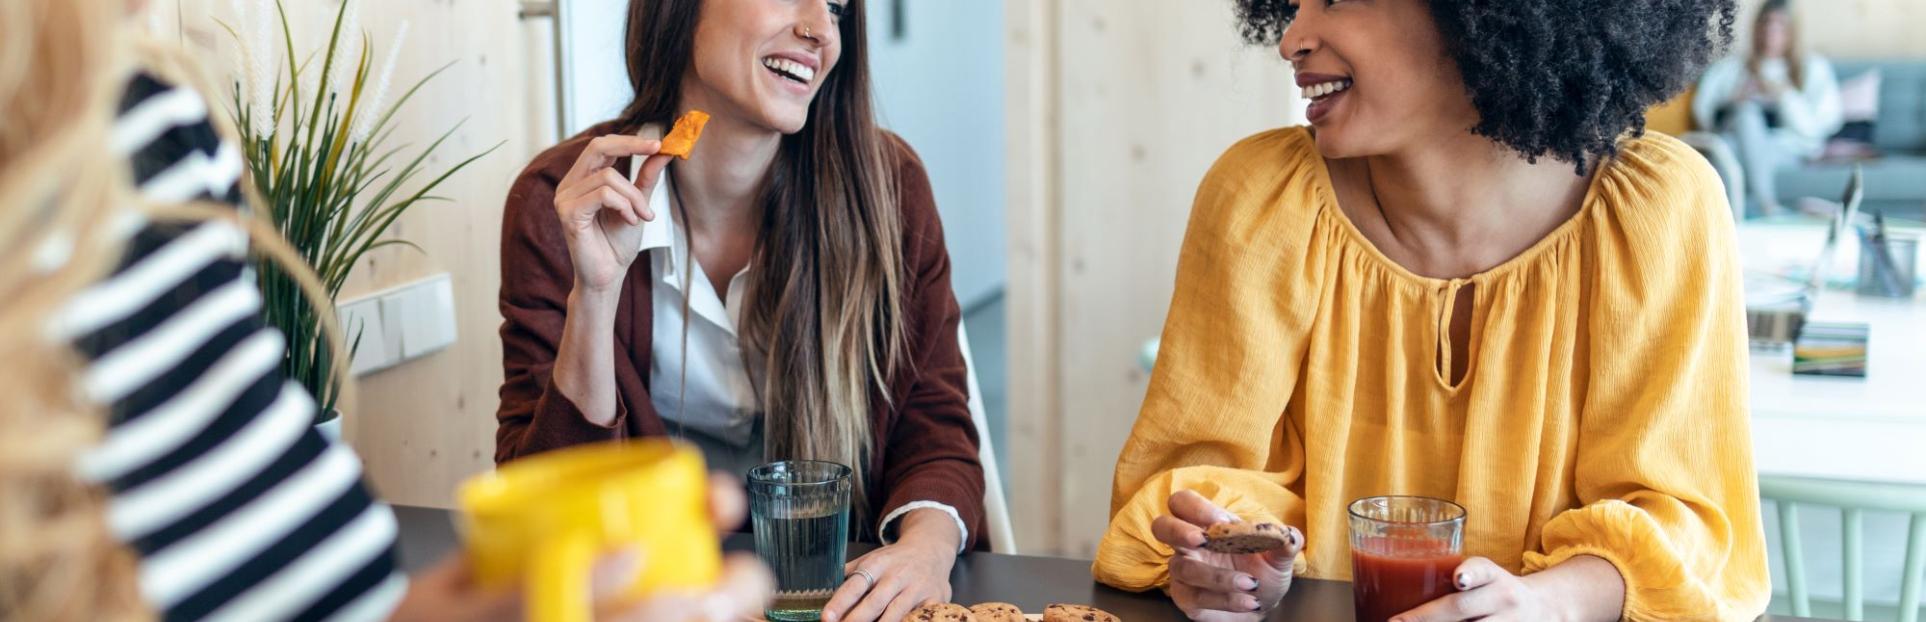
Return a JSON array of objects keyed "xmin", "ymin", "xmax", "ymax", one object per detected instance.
[{"xmin": 1095, "ymin": 0, "xmax": 1769, "ymax": 620}]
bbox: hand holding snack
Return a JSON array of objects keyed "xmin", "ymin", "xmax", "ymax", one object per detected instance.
[
  {"xmin": 1153, "ymin": 490, "xmax": 1302, "ymax": 621},
  {"xmin": 551, "ymin": 110, "xmax": 709, "ymax": 294}
]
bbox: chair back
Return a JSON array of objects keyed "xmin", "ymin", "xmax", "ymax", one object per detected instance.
[{"xmin": 1760, "ymin": 475, "xmax": 1926, "ymax": 621}]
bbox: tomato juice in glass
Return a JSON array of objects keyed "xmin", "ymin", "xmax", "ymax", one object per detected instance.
[{"xmin": 1347, "ymin": 496, "xmax": 1467, "ymax": 622}]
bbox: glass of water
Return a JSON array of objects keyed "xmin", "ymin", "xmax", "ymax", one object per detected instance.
[{"xmin": 748, "ymin": 461, "xmax": 852, "ymax": 622}]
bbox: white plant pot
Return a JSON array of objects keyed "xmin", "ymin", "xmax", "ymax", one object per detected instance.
[{"xmin": 315, "ymin": 412, "xmax": 343, "ymax": 443}]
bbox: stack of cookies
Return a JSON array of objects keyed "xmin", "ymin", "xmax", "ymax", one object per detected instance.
[{"xmin": 906, "ymin": 602, "xmax": 1120, "ymax": 621}]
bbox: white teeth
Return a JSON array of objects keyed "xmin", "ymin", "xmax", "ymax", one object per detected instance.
[
  {"xmin": 1299, "ymin": 79, "xmax": 1352, "ymax": 100},
  {"xmin": 762, "ymin": 57, "xmax": 816, "ymax": 84}
]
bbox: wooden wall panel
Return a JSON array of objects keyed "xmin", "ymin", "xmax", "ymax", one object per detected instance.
[
  {"xmin": 1001, "ymin": 0, "xmax": 1304, "ymax": 557},
  {"xmin": 1050, "ymin": 0, "xmax": 1302, "ymax": 557},
  {"xmin": 1003, "ymin": 0, "xmax": 1064, "ymax": 555}
]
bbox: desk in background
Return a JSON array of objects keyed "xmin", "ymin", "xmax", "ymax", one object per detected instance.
[{"xmin": 1739, "ymin": 219, "xmax": 1926, "ymax": 486}]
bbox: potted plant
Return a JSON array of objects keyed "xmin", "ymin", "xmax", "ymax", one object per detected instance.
[{"xmin": 222, "ymin": 0, "xmax": 497, "ymax": 434}]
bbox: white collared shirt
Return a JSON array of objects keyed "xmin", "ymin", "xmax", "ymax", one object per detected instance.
[
  {"xmin": 636, "ymin": 174, "xmax": 762, "ymax": 449},
  {"xmin": 632, "ymin": 155, "xmax": 968, "ymax": 551}
]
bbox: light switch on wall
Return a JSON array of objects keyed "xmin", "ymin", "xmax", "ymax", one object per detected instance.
[
  {"xmin": 336, "ymin": 272, "xmax": 458, "ymax": 376},
  {"xmin": 396, "ymin": 273, "xmax": 457, "ymax": 359},
  {"xmin": 337, "ymin": 296, "xmax": 395, "ymax": 375}
]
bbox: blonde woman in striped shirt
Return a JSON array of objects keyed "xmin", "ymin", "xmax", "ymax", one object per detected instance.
[{"xmin": 0, "ymin": 0, "xmax": 769, "ymax": 619}]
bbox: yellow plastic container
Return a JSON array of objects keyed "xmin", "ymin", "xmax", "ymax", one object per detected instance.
[{"xmin": 457, "ymin": 440, "xmax": 720, "ymax": 622}]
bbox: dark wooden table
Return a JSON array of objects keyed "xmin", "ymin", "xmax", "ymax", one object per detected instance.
[{"xmin": 394, "ymin": 506, "xmax": 1829, "ymax": 621}]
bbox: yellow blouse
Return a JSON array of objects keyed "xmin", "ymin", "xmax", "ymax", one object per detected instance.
[{"xmin": 1096, "ymin": 127, "xmax": 1770, "ymax": 621}]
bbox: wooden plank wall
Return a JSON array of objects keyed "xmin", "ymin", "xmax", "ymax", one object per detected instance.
[{"xmin": 1005, "ymin": 0, "xmax": 1303, "ymax": 557}]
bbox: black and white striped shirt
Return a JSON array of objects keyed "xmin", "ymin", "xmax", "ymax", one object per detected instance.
[{"xmin": 56, "ymin": 72, "xmax": 405, "ymax": 622}]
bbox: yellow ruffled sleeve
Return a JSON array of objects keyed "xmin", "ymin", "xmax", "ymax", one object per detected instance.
[
  {"xmin": 1093, "ymin": 129, "xmax": 1328, "ymax": 591},
  {"xmin": 1521, "ymin": 134, "xmax": 1770, "ymax": 621}
]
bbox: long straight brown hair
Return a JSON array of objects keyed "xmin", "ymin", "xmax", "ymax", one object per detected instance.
[
  {"xmin": 615, "ymin": 0, "xmax": 907, "ymax": 512},
  {"xmin": 1748, "ymin": 0, "xmax": 1807, "ymax": 89}
]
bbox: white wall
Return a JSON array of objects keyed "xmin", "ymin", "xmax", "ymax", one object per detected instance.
[
  {"xmin": 555, "ymin": 0, "xmax": 631, "ymax": 138},
  {"xmin": 867, "ymin": 0, "xmax": 1009, "ymax": 308}
]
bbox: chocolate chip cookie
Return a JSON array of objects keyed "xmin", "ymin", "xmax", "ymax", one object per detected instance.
[
  {"xmin": 907, "ymin": 602, "xmax": 976, "ymax": 622},
  {"xmin": 1042, "ymin": 603, "xmax": 1119, "ymax": 622},
  {"xmin": 1201, "ymin": 521, "xmax": 1291, "ymax": 554}
]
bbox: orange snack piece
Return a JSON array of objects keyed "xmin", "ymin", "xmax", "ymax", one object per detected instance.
[{"xmin": 659, "ymin": 110, "xmax": 710, "ymax": 160}]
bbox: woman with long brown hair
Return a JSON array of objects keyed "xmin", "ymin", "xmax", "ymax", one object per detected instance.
[
  {"xmin": 495, "ymin": 0, "xmax": 986, "ymax": 620},
  {"xmin": 2, "ymin": 0, "xmax": 771, "ymax": 620},
  {"xmin": 1693, "ymin": 0, "xmax": 1843, "ymax": 216}
]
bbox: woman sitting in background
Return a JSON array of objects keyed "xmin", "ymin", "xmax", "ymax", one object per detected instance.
[
  {"xmin": 1097, "ymin": 0, "xmax": 1769, "ymax": 620},
  {"xmin": 0, "ymin": 0, "xmax": 768, "ymax": 619},
  {"xmin": 1693, "ymin": 0, "xmax": 1843, "ymax": 217},
  {"xmin": 495, "ymin": 0, "xmax": 985, "ymax": 619}
]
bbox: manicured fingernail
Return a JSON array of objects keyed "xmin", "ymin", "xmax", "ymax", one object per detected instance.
[
  {"xmin": 1215, "ymin": 511, "xmax": 1238, "ymax": 524},
  {"xmin": 1190, "ymin": 533, "xmax": 1206, "ymax": 547},
  {"xmin": 1245, "ymin": 596, "xmax": 1262, "ymax": 611},
  {"xmin": 1455, "ymin": 571, "xmax": 1470, "ymax": 590},
  {"xmin": 1238, "ymin": 574, "xmax": 1258, "ymax": 591}
]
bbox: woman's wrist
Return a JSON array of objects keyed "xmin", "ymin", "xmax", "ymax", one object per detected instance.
[
  {"xmin": 893, "ymin": 508, "xmax": 962, "ymax": 557},
  {"xmin": 562, "ymin": 286, "xmax": 623, "ymax": 345},
  {"xmin": 1519, "ymin": 555, "xmax": 1625, "ymax": 622},
  {"xmin": 556, "ymin": 285, "xmax": 623, "ymax": 426},
  {"xmin": 570, "ymin": 276, "xmax": 626, "ymax": 308}
]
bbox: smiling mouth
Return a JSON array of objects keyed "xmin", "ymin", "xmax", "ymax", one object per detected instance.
[
  {"xmin": 1302, "ymin": 78, "xmax": 1353, "ymax": 101},
  {"xmin": 762, "ymin": 57, "xmax": 815, "ymax": 85}
]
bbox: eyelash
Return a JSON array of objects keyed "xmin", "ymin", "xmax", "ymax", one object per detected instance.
[{"xmin": 827, "ymin": 1, "xmax": 847, "ymax": 19}]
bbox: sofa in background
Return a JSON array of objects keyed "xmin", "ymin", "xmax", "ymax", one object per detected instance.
[{"xmin": 1652, "ymin": 59, "xmax": 1926, "ymax": 220}]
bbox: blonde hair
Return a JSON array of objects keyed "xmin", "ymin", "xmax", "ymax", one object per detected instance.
[
  {"xmin": 0, "ymin": 0, "xmax": 151, "ymax": 617},
  {"xmin": 0, "ymin": 1, "xmax": 349, "ymax": 619}
]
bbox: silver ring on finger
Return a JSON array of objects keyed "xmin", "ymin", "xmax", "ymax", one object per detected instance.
[{"xmin": 852, "ymin": 569, "xmax": 878, "ymax": 593}]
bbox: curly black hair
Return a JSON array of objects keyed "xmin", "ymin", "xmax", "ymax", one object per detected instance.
[{"xmin": 1236, "ymin": 0, "xmax": 1737, "ymax": 174}]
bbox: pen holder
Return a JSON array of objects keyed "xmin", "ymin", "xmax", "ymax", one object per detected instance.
[{"xmin": 1856, "ymin": 228, "xmax": 1918, "ymax": 298}]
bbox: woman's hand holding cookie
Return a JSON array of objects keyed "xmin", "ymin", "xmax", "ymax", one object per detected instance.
[{"xmin": 1153, "ymin": 490, "xmax": 1302, "ymax": 622}]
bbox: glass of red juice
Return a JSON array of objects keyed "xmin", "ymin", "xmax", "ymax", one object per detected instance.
[{"xmin": 1347, "ymin": 496, "xmax": 1467, "ymax": 622}]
